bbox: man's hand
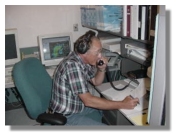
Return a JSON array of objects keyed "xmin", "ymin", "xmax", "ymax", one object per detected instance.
[
  {"xmin": 97, "ymin": 56, "xmax": 108, "ymax": 71},
  {"xmin": 121, "ymin": 96, "xmax": 139, "ymax": 109}
]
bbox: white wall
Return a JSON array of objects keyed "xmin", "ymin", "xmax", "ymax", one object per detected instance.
[{"xmin": 5, "ymin": 5, "xmax": 90, "ymax": 48}]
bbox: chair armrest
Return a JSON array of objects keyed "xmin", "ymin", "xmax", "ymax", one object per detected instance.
[{"xmin": 37, "ymin": 112, "xmax": 67, "ymax": 125}]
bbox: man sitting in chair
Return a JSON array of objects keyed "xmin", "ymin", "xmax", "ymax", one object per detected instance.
[{"xmin": 49, "ymin": 30, "xmax": 139, "ymax": 125}]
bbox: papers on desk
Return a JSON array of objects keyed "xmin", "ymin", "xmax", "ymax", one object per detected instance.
[
  {"xmin": 100, "ymin": 78, "xmax": 150, "ymax": 111},
  {"xmin": 101, "ymin": 83, "xmax": 134, "ymax": 101}
]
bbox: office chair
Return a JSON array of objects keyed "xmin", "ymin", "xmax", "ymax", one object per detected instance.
[{"xmin": 12, "ymin": 57, "xmax": 67, "ymax": 125}]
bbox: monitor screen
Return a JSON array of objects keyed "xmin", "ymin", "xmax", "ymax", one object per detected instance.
[
  {"xmin": 38, "ymin": 33, "xmax": 73, "ymax": 66},
  {"xmin": 5, "ymin": 29, "xmax": 21, "ymax": 67}
]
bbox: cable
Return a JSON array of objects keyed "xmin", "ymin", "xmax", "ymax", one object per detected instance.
[
  {"xmin": 97, "ymin": 52, "xmax": 131, "ymax": 91},
  {"xmin": 10, "ymin": 102, "xmax": 22, "ymax": 108},
  {"xmin": 106, "ymin": 66, "xmax": 132, "ymax": 91}
]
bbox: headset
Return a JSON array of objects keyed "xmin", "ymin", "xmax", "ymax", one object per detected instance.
[{"xmin": 75, "ymin": 30, "xmax": 96, "ymax": 54}]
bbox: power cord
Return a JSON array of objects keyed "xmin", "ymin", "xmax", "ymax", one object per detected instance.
[{"xmin": 106, "ymin": 66, "xmax": 132, "ymax": 91}]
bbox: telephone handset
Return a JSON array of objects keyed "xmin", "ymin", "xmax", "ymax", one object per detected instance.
[{"xmin": 98, "ymin": 60, "xmax": 104, "ymax": 66}]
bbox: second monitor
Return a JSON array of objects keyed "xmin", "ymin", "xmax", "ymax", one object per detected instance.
[{"xmin": 38, "ymin": 32, "xmax": 73, "ymax": 67}]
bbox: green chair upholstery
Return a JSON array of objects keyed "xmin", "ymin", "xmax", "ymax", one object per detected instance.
[{"xmin": 12, "ymin": 57, "xmax": 66, "ymax": 125}]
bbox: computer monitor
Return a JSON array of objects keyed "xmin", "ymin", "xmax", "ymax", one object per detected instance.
[
  {"xmin": 147, "ymin": 14, "xmax": 166, "ymax": 125},
  {"xmin": 5, "ymin": 28, "xmax": 21, "ymax": 67},
  {"xmin": 38, "ymin": 33, "xmax": 73, "ymax": 67}
]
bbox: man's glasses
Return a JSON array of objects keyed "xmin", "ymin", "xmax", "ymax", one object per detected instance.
[{"xmin": 88, "ymin": 48, "xmax": 103, "ymax": 56}]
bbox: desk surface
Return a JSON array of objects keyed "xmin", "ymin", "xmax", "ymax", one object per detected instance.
[{"xmin": 96, "ymin": 78, "xmax": 150, "ymax": 126}]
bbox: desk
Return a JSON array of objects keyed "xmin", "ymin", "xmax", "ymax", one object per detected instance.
[{"xmin": 95, "ymin": 78, "xmax": 150, "ymax": 125}]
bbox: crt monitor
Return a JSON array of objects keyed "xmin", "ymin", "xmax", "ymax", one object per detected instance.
[
  {"xmin": 5, "ymin": 28, "xmax": 21, "ymax": 67},
  {"xmin": 38, "ymin": 33, "xmax": 73, "ymax": 67}
]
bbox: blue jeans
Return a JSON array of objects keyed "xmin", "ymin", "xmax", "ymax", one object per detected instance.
[{"xmin": 64, "ymin": 107, "xmax": 107, "ymax": 125}]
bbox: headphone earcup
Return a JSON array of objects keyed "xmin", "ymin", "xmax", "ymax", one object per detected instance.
[
  {"xmin": 76, "ymin": 41, "xmax": 89, "ymax": 54},
  {"xmin": 75, "ymin": 30, "xmax": 96, "ymax": 54}
]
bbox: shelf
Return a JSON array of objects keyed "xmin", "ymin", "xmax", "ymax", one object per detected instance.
[{"xmin": 82, "ymin": 25, "xmax": 153, "ymax": 45}]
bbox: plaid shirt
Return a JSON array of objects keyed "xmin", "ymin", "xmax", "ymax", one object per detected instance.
[{"xmin": 49, "ymin": 51, "xmax": 95, "ymax": 114}]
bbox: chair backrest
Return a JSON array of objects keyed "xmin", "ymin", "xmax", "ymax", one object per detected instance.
[{"xmin": 12, "ymin": 57, "xmax": 52, "ymax": 119}]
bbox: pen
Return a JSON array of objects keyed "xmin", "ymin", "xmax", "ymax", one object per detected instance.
[{"xmin": 129, "ymin": 95, "xmax": 140, "ymax": 104}]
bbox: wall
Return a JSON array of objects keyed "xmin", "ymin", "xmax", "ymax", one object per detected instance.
[{"xmin": 5, "ymin": 5, "xmax": 90, "ymax": 48}]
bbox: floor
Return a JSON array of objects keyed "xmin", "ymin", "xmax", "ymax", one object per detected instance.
[
  {"xmin": 5, "ymin": 102, "xmax": 39, "ymax": 126},
  {"xmin": 5, "ymin": 87, "xmax": 39, "ymax": 126}
]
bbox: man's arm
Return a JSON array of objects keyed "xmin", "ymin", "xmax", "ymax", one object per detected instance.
[
  {"xmin": 91, "ymin": 69, "xmax": 106, "ymax": 86},
  {"xmin": 79, "ymin": 92, "xmax": 139, "ymax": 110}
]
